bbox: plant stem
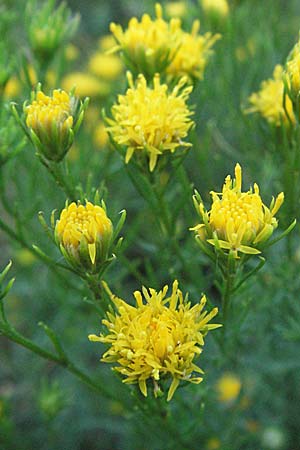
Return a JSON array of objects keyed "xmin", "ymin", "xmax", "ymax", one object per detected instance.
[
  {"xmin": 0, "ymin": 321, "xmax": 116, "ymax": 401},
  {"xmin": 39, "ymin": 158, "xmax": 77, "ymax": 201}
]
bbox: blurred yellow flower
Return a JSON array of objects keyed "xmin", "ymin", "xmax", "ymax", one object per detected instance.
[
  {"xmin": 167, "ymin": 20, "xmax": 220, "ymax": 81},
  {"xmin": 94, "ymin": 122, "xmax": 109, "ymax": 148},
  {"xmin": 98, "ymin": 34, "xmax": 116, "ymax": 51},
  {"xmin": 88, "ymin": 53, "xmax": 123, "ymax": 80},
  {"xmin": 165, "ymin": 1, "xmax": 187, "ymax": 18},
  {"xmin": 206, "ymin": 437, "xmax": 221, "ymax": 450},
  {"xmin": 246, "ymin": 65, "xmax": 295, "ymax": 126},
  {"xmin": 200, "ymin": 0, "xmax": 229, "ymax": 18},
  {"xmin": 110, "ymin": 3, "xmax": 181, "ymax": 76},
  {"xmin": 216, "ymin": 372, "xmax": 241, "ymax": 402},
  {"xmin": 55, "ymin": 201, "xmax": 113, "ymax": 269},
  {"xmin": 106, "ymin": 72, "xmax": 194, "ymax": 171},
  {"xmin": 192, "ymin": 164, "xmax": 284, "ymax": 257},
  {"xmin": 3, "ymin": 77, "xmax": 21, "ymax": 98},
  {"xmin": 15, "ymin": 249, "xmax": 36, "ymax": 266},
  {"xmin": 64, "ymin": 44, "xmax": 79, "ymax": 62},
  {"xmin": 61, "ymin": 72, "xmax": 110, "ymax": 98},
  {"xmin": 89, "ymin": 280, "xmax": 220, "ymax": 401}
]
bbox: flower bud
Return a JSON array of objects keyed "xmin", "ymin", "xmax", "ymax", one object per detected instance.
[
  {"xmin": 23, "ymin": 87, "xmax": 87, "ymax": 162},
  {"xmin": 55, "ymin": 201, "xmax": 113, "ymax": 274},
  {"xmin": 191, "ymin": 164, "xmax": 285, "ymax": 258}
]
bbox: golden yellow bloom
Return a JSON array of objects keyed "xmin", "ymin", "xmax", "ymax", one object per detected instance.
[
  {"xmin": 192, "ymin": 164, "xmax": 284, "ymax": 257},
  {"xmin": 167, "ymin": 20, "xmax": 220, "ymax": 81},
  {"xmin": 55, "ymin": 202, "xmax": 113, "ymax": 271},
  {"xmin": 110, "ymin": 3, "xmax": 181, "ymax": 76},
  {"xmin": 89, "ymin": 280, "xmax": 220, "ymax": 401},
  {"xmin": 88, "ymin": 53, "xmax": 123, "ymax": 80},
  {"xmin": 61, "ymin": 72, "xmax": 110, "ymax": 98},
  {"xmin": 246, "ymin": 65, "xmax": 295, "ymax": 126},
  {"xmin": 106, "ymin": 72, "xmax": 194, "ymax": 171},
  {"xmin": 200, "ymin": 0, "xmax": 229, "ymax": 18},
  {"xmin": 25, "ymin": 89, "xmax": 75, "ymax": 161},
  {"xmin": 216, "ymin": 373, "xmax": 241, "ymax": 402}
]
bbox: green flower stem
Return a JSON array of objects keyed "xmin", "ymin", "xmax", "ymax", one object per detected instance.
[
  {"xmin": 0, "ymin": 320, "xmax": 116, "ymax": 401},
  {"xmin": 0, "ymin": 216, "xmax": 81, "ymax": 292},
  {"xmin": 221, "ymin": 255, "xmax": 237, "ymax": 333},
  {"xmin": 39, "ymin": 157, "xmax": 77, "ymax": 202}
]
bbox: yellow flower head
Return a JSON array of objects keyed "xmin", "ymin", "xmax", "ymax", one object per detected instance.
[
  {"xmin": 200, "ymin": 0, "xmax": 229, "ymax": 19},
  {"xmin": 216, "ymin": 372, "xmax": 241, "ymax": 402},
  {"xmin": 26, "ymin": 89, "xmax": 73, "ymax": 133},
  {"xmin": 192, "ymin": 164, "xmax": 284, "ymax": 257},
  {"xmin": 246, "ymin": 65, "xmax": 295, "ymax": 126},
  {"xmin": 285, "ymin": 40, "xmax": 300, "ymax": 100},
  {"xmin": 89, "ymin": 280, "xmax": 220, "ymax": 401},
  {"xmin": 55, "ymin": 202, "xmax": 113, "ymax": 272},
  {"xmin": 110, "ymin": 3, "xmax": 181, "ymax": 77},
  {"xmin": 106, "ymin": 72, "xmax": 194, "ymax": 171},
  {"xmin": 88, "ymin": 52, "xmax": 123, "ymax": 80},
  {"xmin": 167, "ymin": 20, "xmax": 220, "ymax": 81},
  {"xmin": 25, "ymin": 88, "xmax": 76, "ymax": 161}
]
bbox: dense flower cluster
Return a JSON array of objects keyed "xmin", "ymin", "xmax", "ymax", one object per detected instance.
[
  {"xmin": 167, "ymin": 20, "xmax": 220, "ymax": 81},
  {"xmin": 106, "ymin": 72, "xmax": 194, "ymax": 171},
  {"xmin": 110, "ymin": 3, "xmax": 219, "ymax": 80},
  {"xmin": 192, "ymin": 164, "xmax": 284, "ymax": 257},
  {"xmin": 246, "ymin": 65, "xmax": 295, "ymax": 126},
  {"xmin": 55, "ymin": 202, "xmax": 113, "ymax": 271},
  {"xmin": 110, "ymin": 3, "xmax": 181, "ymax": 77},
  {"xmin": 89, "ymin": 280, "xmax": 220, "ymax": 401}
]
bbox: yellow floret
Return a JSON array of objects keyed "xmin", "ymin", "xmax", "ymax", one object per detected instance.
[
  {"xmin": 89, "ymin": 280, "xmax": 220, "ymax": 401},
  {"xmin": 246, "ymin": 65, "xmax": 295, "ymax": 126},
  {"xmin": 192, "ymin": 164, "xmax": 284, "ymax": 257},
  {"xmin": 106, "ymin": 72, "xmax": 194, "ymax": 171},
  {"xmin": 167, "ymin": 20, "xmax": 220, "ymax": 81},
  {"xmin": 56, "ymin": 202, "xmax": 112, "ymax": 265}
]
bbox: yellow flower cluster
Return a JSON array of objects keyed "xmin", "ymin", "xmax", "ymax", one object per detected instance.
[
  {"xmin": 246, "ymin": 65, "xmax": 295, "ymax": 126},
  {"xmin": 55, "ymin": 202, "xmax": 112, "ymax": 268},
  {"xmin": 167, "ymin": 20, "xmax": 220, "ymax": 81},
  {"xmin": 216, "ymin": 373, "xmax": 241, "ymax": 402},
  {"xmin": 200, "ymin": 0, "xmax": 229, "ymax": 19},
  {"xmin": 192, "ymin": 164, "xmax": 284, "ymax": 257},
  {"xmin": 89, "ymin": 280, "xmax": 220, "ymax": 401},
  {"xmin": 106, "ymin": 72, "xmax": 194, "ymax": 171},
  {"xmin": 110, "ymin": 3, "xmax": 181, "ymax": 77},
  {"xmin": 26, "ymin": 89, "xmax": 73, "ymax": 134},
  {"xmin": 110, "ymin": 3, "xmax": 219, "ymax": 80}
]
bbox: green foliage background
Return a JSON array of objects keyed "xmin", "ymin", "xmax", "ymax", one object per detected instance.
[{"xmin": 1, "ymin": 1, "xmax": 300, "ymax": 449}]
